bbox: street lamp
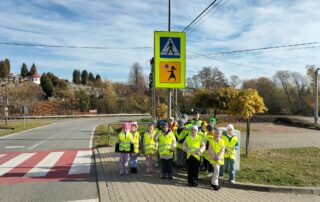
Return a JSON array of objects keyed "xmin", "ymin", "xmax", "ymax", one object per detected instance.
[{"xmin": 315, "ymin": 68, "xmax": 320, "ymax": 125}]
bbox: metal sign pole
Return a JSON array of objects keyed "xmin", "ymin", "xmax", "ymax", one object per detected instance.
[
  {"xmin": 167, "ymin": 0, "xmax": 172, "ymax": 119},
  {"xmin": 315, "ymin": 68, "xmax": 320, "ymax": 125}
]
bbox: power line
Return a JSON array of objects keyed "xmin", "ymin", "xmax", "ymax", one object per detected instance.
[
  {"xmin": 209, "ymin": 41, "xmax": 320, "ymax": 56},
  {"xmin": 0, "ymin": 41, "xmax": 152, "ymax": 50},
  {"xmin": 183, "ymin": 0, "xmax": 218, "ymax": 32},
  {"xmin": 184, "ymin": 0, "xmax": 225, "ymax": 33}
]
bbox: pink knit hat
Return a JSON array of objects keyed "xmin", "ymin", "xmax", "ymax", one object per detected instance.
[{"xmin": 122, "ymin": 122, "xmax": 131, "ymax": 130}]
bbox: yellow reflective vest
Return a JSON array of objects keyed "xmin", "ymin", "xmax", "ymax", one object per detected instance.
[
  {"xmin": 185, "ymin": 135, "xmax": 203, "ymax": 161},
  {"xmin": 209, "ymin": 138, "xmax": 224, "ymax": 165},
  {"xmin": 203, "ymin": 132, "xmax": 214, "ymax": 161},
  {"xmin": 143, "ymin": 130, "xmax": 156, "ymax": 155},
  {"xmin": 119, "ymin": 131, "xmax": 133, "ymax": 152},
  {"xmin": 174, "ymin": 128, "xmax": 189, "ymax": 150},
  {"xmin": 158, "ymin": 131, "xmax": 175, "ymax": 159},
  {"xmin": 132, "ymin": 131, "xmax": 140, "ymax": 154},
  {"xmin": 221, "ymin": 133, "xmax": 238, "ymax": 159}
]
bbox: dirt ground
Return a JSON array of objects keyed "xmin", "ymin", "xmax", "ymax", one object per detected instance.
[{"xmin": 237, "ymin": 123, "xmax": 320, "ymax": 150}]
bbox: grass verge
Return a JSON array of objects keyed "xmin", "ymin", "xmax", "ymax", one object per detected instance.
[
  {"xmin": 236, "ymin": 147, "xmax": 320, "ymax": 186},
  {"xmin": 0, "ymin": 120, "xmax": 52, "ymax": 137}
]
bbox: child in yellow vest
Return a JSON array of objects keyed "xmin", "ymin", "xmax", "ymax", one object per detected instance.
[
  {"xmin": 203, "ymin": 124, "xmax": 214, "ymax": 174},
  {"xmin": 116, "ymin": 122, "xmax": 134, "ymax": 175},
  {"xmin": 219, "ymin": 124, "xmax": 239, "ymax": 183},
  {"xmin": 129, "ymin": 122, "xmax": 140, "ymax": 174},
  {"xmin": 209, "ymin": 128, "xmax": 225, "ymax": 190},
  {"xmin": 143, "ymin": 122, "xmax": 157, "ymax": 173}
]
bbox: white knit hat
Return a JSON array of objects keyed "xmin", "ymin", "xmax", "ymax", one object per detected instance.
[{"xmin": 226, "ymin": 124, "xmax": 234, "ymax": 131}]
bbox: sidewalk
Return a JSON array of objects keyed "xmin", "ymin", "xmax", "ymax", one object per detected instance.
[{"xmin": 95, "ymin": 147, "xmax": 320, "ymax": 202}]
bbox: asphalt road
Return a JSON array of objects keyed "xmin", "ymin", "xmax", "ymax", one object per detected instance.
[{"xmin": 0, "ymin": 116, "xmax": 146, "ymax": 202}]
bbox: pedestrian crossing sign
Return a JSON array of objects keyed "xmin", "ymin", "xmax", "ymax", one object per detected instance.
[
  {"xmin": 154, "ymin": 31, "xmax": 186, "ymax": 88},
  {"xmin": 160, "ymin": 37, "xmax": 180, "ymax": 58}
]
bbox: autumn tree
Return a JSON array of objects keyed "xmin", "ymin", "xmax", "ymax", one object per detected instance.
[
  {"xmin": 75, "ymin": 90, "xmax": 90, "ymax": 112},
  {"xmin": 21, "ymin": 63, "xmax": 29, "ymax": 77},
  {"xmin": 229, "ymin": 89, "xmax": 267, "ymax": 156},
  {"xmin": 0, "ymin": 60, "xmax": 9, "ymax": 78},
  {"xmin": 72, "ymin": 69, "xmax": 81, "ymax": 84},
  {"xmin": 4, "ymin": 58, "xmax": 10, "ymax": 74},
  {"xmin": 229, "ymin": 75, "xmax": 241, "ymax": 88}
]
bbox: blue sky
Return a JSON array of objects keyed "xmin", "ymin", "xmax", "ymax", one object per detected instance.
[{"xmin": 0, "ymin": 0, "xmax": 319, "ymax": 83}]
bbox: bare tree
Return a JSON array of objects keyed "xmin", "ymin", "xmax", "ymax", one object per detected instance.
[
  {"xmin": 229, "ymin": 75, "xmax": 241, "ymax": 88},
  {"xmin": 273, "ymin": 71, "xmax": 294, "ymax": 114},
  {"xmin": 128, "ymin": 63, "xmax": 146, "ymax": 94}
]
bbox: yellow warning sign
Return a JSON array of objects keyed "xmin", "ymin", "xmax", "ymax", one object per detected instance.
[
  {"xmin": 154, "ymin": 31, "xmax": 186, "ymax": 88},
  {"xmin": 159, "ymin": 62, "xmax": 180, "ymax": 83}
]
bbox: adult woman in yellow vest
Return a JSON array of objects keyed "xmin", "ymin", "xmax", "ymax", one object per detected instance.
[
  {"xmin": 174, "ymin": 119, "xmax": 189, "ymax": 168},
  {"xmin": 219, "ymin": 124, "xmax": 239, "ymax": 183},
  {"xmin": 183, "ymin": 125, "xmax": 205, "ymax": 187},
  {"xmin": 154, "ymin": 122, "xmax": 176, "ymax": 180},
  {"xmin": 129, "ymin": 122, "xmax": 140, "ymax": 174},
  {"xmin": 202, "ymin": 124, "xmax": 214, "ymax": 174},
  {"xmin": 209, "ymin": 128, "xmax": 225, "ymax": 191},
  {"xmin": 116, "ymin": 122, "xmax": 134, "ymax": 175},
  {"xmin": 143, "ymin": 122, "xmax": 157, "ymax": 173}
]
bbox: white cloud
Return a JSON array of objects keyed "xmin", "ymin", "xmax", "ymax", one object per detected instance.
[{"xmin": 0, "ymin": 0, "xmax": 319, "ymax": 82}]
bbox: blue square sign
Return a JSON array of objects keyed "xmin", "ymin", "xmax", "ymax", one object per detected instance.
[{"xmin": 160, "ymin": 37, "xmax": 180, "ymax": 58}]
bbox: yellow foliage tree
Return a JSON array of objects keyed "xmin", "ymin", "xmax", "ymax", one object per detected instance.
[
  {"xmin": 156, "ymin": 103, "xmax": 167, "ymax": 120},
  {"xmin": 229, "ymin": 88, "xmax": 267, "ymax": 156}
]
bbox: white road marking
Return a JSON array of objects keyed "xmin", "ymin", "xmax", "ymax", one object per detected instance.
[
  {"xmin": 89, "ymin": 126, "xmax": 98, "ymax": 149},
  {"xmin": 27, "ymin": 134, "xmax": 59, "ymax": 151},
  {"xmin": 0, "ymin": 154, "xmax": 7, "ymax": 158},
  {"xmin": 4, "ymin": 145, "xmax": 25, "ymax": 149},
  {"xmin": 0, "ymin": 153, "xmax": 35, "ymax": 176},
  {"xmin": 68, "ymin": 150, "xmax": 92, "ymax": 175},
  {"xmin": 66, "ymin": 198, "xmax": 99, "ymax": 202},
  {"xmin": 24, "ymin": 152, "xmax": 64, "ymax": 177}
]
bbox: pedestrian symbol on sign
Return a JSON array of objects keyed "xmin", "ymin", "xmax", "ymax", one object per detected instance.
[{"xmin": 160, "ymin": 37, "xmax": 180, "ymax": 58}]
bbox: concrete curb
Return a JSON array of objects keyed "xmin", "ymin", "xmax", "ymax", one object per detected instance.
[
  {"xmin": 196, "ymin": 175, "xmax": 320, "ymax": 195},
  {"xmin": 93, "ymin": 148, "xmax": 110, "ymax": 202}
]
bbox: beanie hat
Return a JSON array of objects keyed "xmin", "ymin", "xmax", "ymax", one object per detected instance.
[
  {"xmin": 178, "ymin": 119, "xmax": 185, "ymax": 127},
  {"xmin": 210, "ymin": 117, "xmax": 216, "ymax": 123},
  {"xmin": 131, "ymin": 121, "xmax": 138, "ymax": 127},
  {"xmin": 206, "ymin": 124, "xmax": 214, "ymax": 132},
  {"xmin": 226, "ymin": 124, "xmax": 234, "ymax": 131},
  {"xmin": 122, "ymin": 122, "xmax": 130, "ymax": 130}
]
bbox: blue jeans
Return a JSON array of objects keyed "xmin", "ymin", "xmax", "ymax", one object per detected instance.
[
  {"xmin": 219, "ymin": 157, "xmax": 236, "ymax": 181},
  {"xmin": 130, "ymin": 154, "xmax": 138, "ymax": 168}
]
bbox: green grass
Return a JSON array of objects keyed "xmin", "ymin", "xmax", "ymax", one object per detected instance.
[
  {"xmin": 236, "ymin": 147, "xmax": 320, "ymax": 186},
  {"xmin": 0, "ymin": 120, "xmax": 52, "ymax": 137}
]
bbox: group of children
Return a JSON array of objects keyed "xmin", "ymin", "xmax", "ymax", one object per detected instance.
[{"xmin": 115, "ymin": 114, "xmax": 239, "ymax": 191}]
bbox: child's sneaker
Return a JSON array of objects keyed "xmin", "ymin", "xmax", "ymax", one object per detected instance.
[{"xmin": 230, "ymin": 180, "xmax": 236, "ymax": 184}]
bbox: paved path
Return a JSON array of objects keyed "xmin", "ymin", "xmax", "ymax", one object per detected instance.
[
  {"xmin": 98, "ymin": 147, "xmax": 320, "ymax": 202},
  {"xmin": 239, "ymin": 123, "xmax": 320, "ymax": 149}
]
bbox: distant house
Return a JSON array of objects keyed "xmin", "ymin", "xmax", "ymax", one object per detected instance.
[{"xmin": 30, "ymin": 67, "xmax": 41, "ymax": 85}]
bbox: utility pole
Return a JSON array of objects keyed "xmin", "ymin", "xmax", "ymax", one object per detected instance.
[
  {"xmin": 167, "ymin": 0, "xmax": 172, "ymax": 120},
  {"xmin": 315, "ymin": 68, "xmax": 320, "ymax": 125},
  {"xmin": 4, "ymin": 81, "xmax": 8, "ymax": 125}
]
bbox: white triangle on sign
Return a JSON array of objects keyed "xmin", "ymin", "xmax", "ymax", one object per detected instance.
[{"xmin": 161, "ymin": 38, "xmax": 180, "ymax": 56}]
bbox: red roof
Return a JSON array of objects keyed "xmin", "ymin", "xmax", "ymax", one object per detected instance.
[{"xmin": 31, "ymin": 67, "xmax": 40, "ymax": 78}]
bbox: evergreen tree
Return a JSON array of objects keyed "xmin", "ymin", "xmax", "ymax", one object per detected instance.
[
  {"xmin": 81, "ymin": 70, "xmax": 89, "ymax": 85},
  {"xmin": 95, "ymin": 74, "xmax": 102, "ymax": 87},
  {"xmin": 89, "ymin": 72, "xmax": 95, "ymax": 82},
  {"xmin": 21, "ymin": 63, "xmax": 29, "ymax": 77},
  {"xmin": 75, "ymin": 90, "xmax": 90, "ymax": 112},
  {"xmin": 40, "ymin": 73, "xmax": 54, "ymax": 98},
  {"xmin": 4, "ymin": 58, "xmax": 10, "ymax": 75},
  {"xmin": 29, "ymin": 63, "xmax": 37, "ymax": 76},
  {"xmin": 72, "ymin": 69, "xmax": 81, "ymax": 84},
  {"xmin": 0, "ymin": 60, "xmax": 9, "ymax": 78}
]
